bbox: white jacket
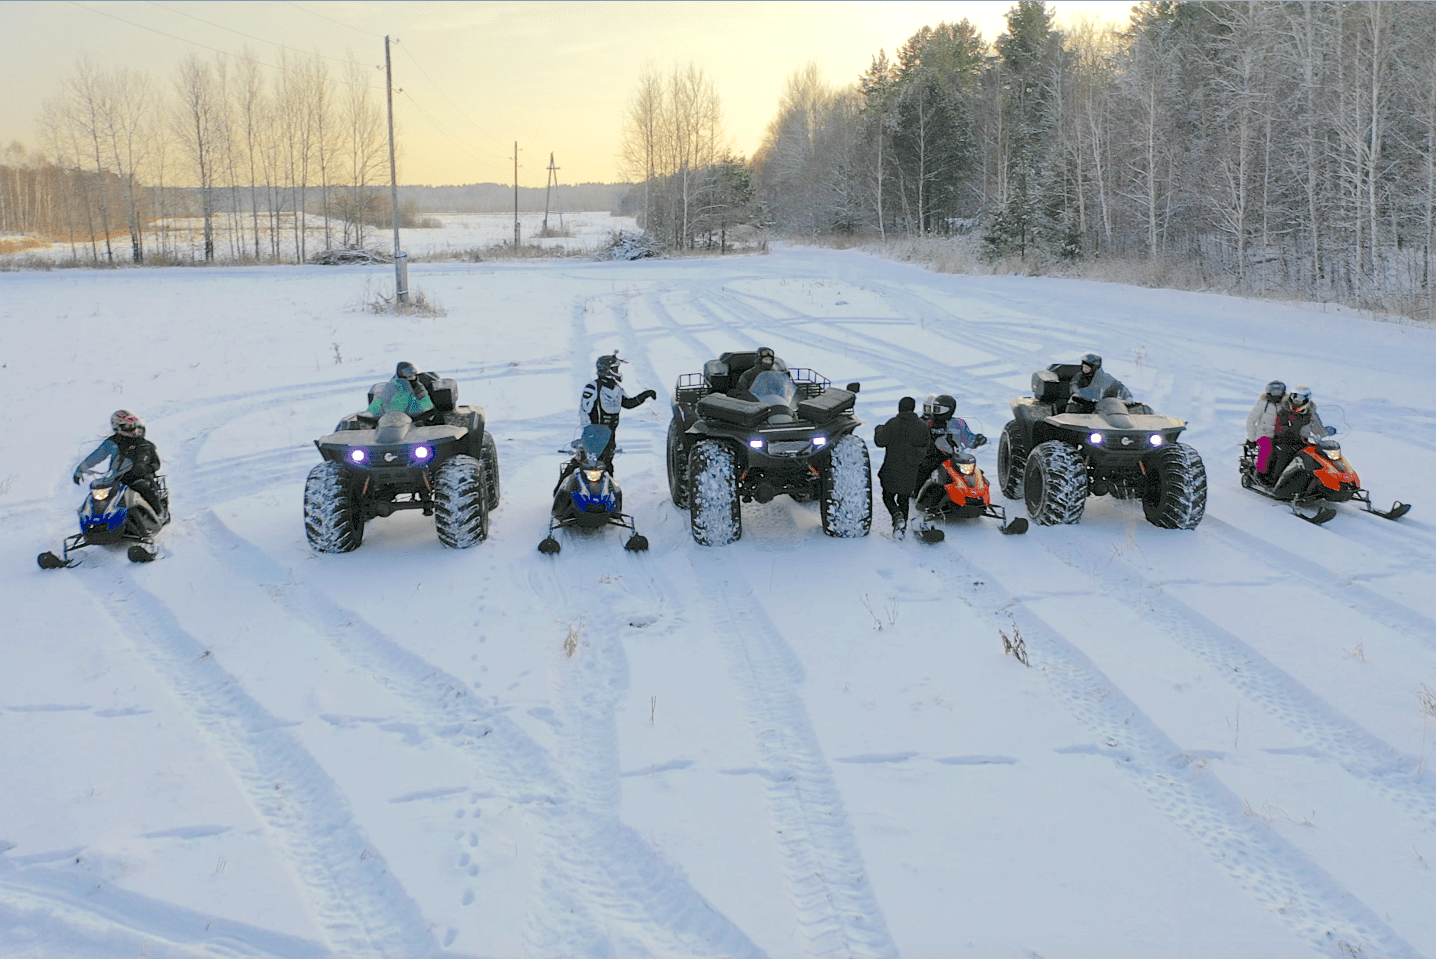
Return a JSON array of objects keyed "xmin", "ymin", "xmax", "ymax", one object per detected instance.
[{"xmin": 1246, "ymin": 395, "xmax": 1282, "ymax": 442}]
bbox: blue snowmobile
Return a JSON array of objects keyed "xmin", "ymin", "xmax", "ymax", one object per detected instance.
[
  {"xmin": 38, "ymin": 459, "xmax": 170, "ymax": 567},
  {"xmin": 538, "ymin": 424, "xmax": 648, "ymax": 554}
]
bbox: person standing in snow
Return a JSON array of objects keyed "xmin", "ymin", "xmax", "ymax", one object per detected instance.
[
  {"xmin": 1245, "ymin": 379, "xmax": 1286, "ymax": 475},
  {"xmin": 1065, "ymin": 353, "xmax": 1132, "ymax": 413},
  {"xmin": 367, "ymin": 361, "xmax": 436, "ymax": 421},
  {"xmin": 73, "ymin": 410, "xmax": 165, "ymax": 516},
  {"xmin": 873, "ymin": 396, "xmax": 931, "ymax": 538},
  {"xmin": 579, "ymin": 352, "xmax": 656, "ymax": 468}
]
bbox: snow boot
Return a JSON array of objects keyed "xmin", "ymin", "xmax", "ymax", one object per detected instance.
[{"xmin": 891, "ymin": 510, "xmax": 907, "ymax": 540}]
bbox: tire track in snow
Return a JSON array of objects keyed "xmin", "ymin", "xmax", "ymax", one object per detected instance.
[
  {"xmin": 686, "ymin": 553, "xmax": 899, "ymax": 959},
  {"xmin": 1199, "ymin": 517, "xmax": 1436, "ymax": 655},
  {"xmin": 198, "ymin": 511, "xmax": 765, "ymax": 959},
  {"xmin": 525, "ymin": 562, "xmax": 769, "ymax": 959},
  {"xmin": 1038, "ymin": 537, "xmax": 1436, "ymax": 834},
  {"xmin": 73, "ymin": 570, "xmax": 438, "ymax": 959},
  {"xmin": 927, "ymin": 543, "xmax": 1421, "ymax": 959}
]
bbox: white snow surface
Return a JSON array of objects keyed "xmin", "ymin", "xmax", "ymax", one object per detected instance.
[{"xmin": 2, "ymin": 246, "xmax": 1435, "ymax": 959}]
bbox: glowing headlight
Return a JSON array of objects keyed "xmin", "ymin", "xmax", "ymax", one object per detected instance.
[
  {"xmin": 1148, "ymin": 434, "xmax": 1164, "ymax": 447},
  {"xmin": 1323, "ymin": 447, "xmax": 1342, "ymax": 464},
  {"xmin": 748, "ymin": 438, "xmax": 765, "ymax": 450},
  {"xmin": 958, "ymin": 462, "xmax": 976, "ymax": 475},
  {"xmin": 582, "ymin": 469, "xmax": 605, "ymax": 483},
  {"xmin": 812, "ymin": 435, "xmax": 828, "ymax": 447},
  {"xmin": 413, "ymin": 445, "xmax": 431, "ymax": 461},
  {"xmin": 1089, "ymin": 432, "xmax": 1104, "ymax": 444},
  {"xmin": 92, "ymin": 487, "xmax": 111, "ymax": 502},
  {"xmin": 349, "ymin": 448, "xmax": 367, "ymax": 463}
]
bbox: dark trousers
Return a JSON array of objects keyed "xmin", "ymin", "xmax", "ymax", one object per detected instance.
[
  {"xmin": 880, "ymin": 486, "xmax": 910, "ymax": 523},
  {"xmin": 127, "ymin": 475, "xmax": 163, "ymax": 515}
]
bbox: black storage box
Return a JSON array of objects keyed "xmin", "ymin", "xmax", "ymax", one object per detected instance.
[
  {"xmin": 697, "ymin": 392, "xmax": 768, "ymax": 428},
  {"xmin": 797, "ymin": 388, "xmax": 856, "ymax": 423}
]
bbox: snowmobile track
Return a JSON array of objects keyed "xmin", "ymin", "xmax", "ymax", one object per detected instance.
[
  {"xmin": 687, "ymin": 553, "xmax": 899, "ymax": 959},
  {"xmin": 1039, "ymin": 538, "xmax": 1436, "ymax": 835},
  {"xmin": 76, "ymin": 570, "xmax": 438, "ymax": 959},
  {"xmin": 198, "ymin": 511, "xmax": 761, "ymax": 959},
  {"xmin": 928, "ymin": 544, "xmax": 1421, "ymax": 959}
]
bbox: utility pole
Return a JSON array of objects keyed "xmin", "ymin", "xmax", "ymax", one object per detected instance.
[
  {"xmin": 513, "ymin": 142, "xmax": 520, "ymax": 245},
  {"xmin": 384, "ymin": 36, "xmax": 408, "ymax": 304},
  {"xmin": 543, "ymin": 153, "xmax": 559, "ymax": 234}
]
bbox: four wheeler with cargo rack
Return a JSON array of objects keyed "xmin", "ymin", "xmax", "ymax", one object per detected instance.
[
  {"xmin": 667, "ymin": 350, "xmax": 872, "ymax": 546},
  {"xmin": 305, "ymin": 372, "xmax": 500, "ymax": 552},
  {"xmin": 997, "ymin": 363, "xmax": 1206, "ymax": 529}
]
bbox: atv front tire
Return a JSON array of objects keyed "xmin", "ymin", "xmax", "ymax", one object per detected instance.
[
  {"xmin": 1141, "ymin": 442, "xmax": 1207, "ymax": 530},
  {"xmin": 667, "ymin": 418, "xmax": 689, "ymax": 509},
  {"xmin": 998, "ymin": 421, "xmax": 1027, "ymax": 499},
  {"xmin": 688, "ymin": 439, "xmax": 741, "ymax": 546},
  {"xmin": 480, "ymin": 431, "xmax": 501, "ymax": 511},
  {"xmin": 304, "ymin": 461, "xmax": 364, "ymax": 553},
  {"xmin": 820, "ymin": 434, "xmax": 872, "ymax": 538},
  {"xmin": 1024, "ymin": 441, "xmax": 1087, "ymax": 526},
  {"xmin": 434, "ymin": 454, "xmax": 490, "ymax": 548}
]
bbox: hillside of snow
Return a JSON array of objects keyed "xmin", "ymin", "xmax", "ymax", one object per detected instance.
[{"xmin": 2, "ymin": 246, "xmax": 1434, "ymax": 959}]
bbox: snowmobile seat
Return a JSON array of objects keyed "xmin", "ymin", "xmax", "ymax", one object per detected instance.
[
  {"xmin": 703, "ymin": 359, "xmax": 733, "ymax": 393},
  {"xmin": 366, "ymin": 382, "xmax": 388, "ymax": 405}
]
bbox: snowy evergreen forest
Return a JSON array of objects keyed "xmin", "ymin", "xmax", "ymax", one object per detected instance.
[{"xmin": 623, "ymin": 1, "xmax": 1436, "ymax": 319}]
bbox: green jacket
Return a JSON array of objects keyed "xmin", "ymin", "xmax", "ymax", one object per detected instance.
[{"xmin": 367, "ymin": 376, "xmax": 435, "ymax": 417}]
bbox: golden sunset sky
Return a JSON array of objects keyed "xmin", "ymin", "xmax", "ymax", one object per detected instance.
[{"xmin": 4, "ymin": 1, "xmax": 1131, "ymax": 186}]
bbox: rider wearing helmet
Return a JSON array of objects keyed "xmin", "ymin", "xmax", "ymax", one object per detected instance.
[
  {"xmin": 579, "ymin": 351, "xmax": 656, "ymax": 468},
  {"xmin": 73, "ymin": 410, "xmax": 165, "ymax": 515},
  {"xmin": 1066, "ymin": 352, "xmax": 1133, "ymax": 413},
  {"xmin": 367, "ymin": 361, "xmax": 436, "ymax": 420},
  {"xmin": 1246, "ymin": 379, "xmax": 1287, "ymax": 474},
  {"xmin": 1263, "ymin": 385, "xmax": 1328, "ymax": 485},
  {"xmin": 732, "ymin": 346, "xmax": 788, "ymax": 397}
]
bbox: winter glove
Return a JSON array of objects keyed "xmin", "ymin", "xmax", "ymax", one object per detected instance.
[
  {"xmin": 637, "ymin": 389, "xmax": 657, "ymax": 403},
  {"xmin": 973, "ymin": 434, "xmax": 988, "ymax": 448},
  {"xmin": 72, "ymin": 471, "xmax": 82, "ymax": 485}
]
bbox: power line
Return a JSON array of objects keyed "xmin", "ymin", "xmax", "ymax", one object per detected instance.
[
  {"xmin": 145, "ymin": 0, "xmax": 367, "ymax": 68},
  {"xmin": 282, "ymin": 0, "xmax": 386, "ymax": 39},
  {"xmin": 398, "ymin": 90, "xmax": 509, "ymax": 166},
  {"xmin": 398, "ymin": 44, "xmax": 507, "ymax": 148}
]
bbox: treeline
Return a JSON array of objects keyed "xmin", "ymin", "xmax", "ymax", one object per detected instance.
[
  {"xmin": 746, "ymin": 0, "xmax": 1436, "ymax": 317},
  {"xmin": 3, "ymin": 50, "xmax": 405, "ymax": 264}
]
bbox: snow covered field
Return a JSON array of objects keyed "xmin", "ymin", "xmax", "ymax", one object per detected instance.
[
  {"xmin": 4, "ymin": 212, "xmax": 637, "ymax": 265},
  {"xmin": 2, "ymin": 246, "xmax": 1435, "ymax": 959}
]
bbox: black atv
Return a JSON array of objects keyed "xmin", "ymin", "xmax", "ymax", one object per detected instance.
[
  {"xmin": 305, "ymin": 374, "xmax": 500, "ymax": 552},
  {"xmin": 666, "ymin": 351, "xmax": 871, "ymax": 546},
  {"xmin": 996, "ymin": 364, "xmax": 1206, "ymax": 529}
]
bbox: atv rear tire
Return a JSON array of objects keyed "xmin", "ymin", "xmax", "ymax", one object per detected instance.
[
  {"xmin": 998, "ymin": 421, "xmax": 1027, "ymax": 499},
  {"xmin": 688, "ymin": 439, "xmax": 741, "ymax": 546},
  {"xmin": 480, "ymin": 431, "xmax": 501, "ymax": 511},
  {"xmin": 820, "ymin": 434, "xmax": 872, "ymax": 538},
  {"xmin": 667, "ymin": 417, "xmax": 689, "ymax": 509},
  {"xmin": 304, "ymin": 461, "xmax": 364, "ymax": 553},
  {"xmin": 1141, "ymin": 442, "xmax": 1207, "ymax": 530},
  {"xmin": 1024, "ymin": 441, "xmax": 1086, "ymax": 526},
  {"xmin": 434, "ymin": 454, "xmax": 490, "ymax": 548}
]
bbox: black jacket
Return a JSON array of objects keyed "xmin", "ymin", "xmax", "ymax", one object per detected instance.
[{"xmin": 873, "ymin": 410, "xmax": 931, "ymax": 492}]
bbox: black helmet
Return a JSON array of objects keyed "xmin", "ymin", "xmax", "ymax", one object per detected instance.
[
  {"xmin": 596, "ymin": 353, "xmax": 624, "ymax": 381},
  {"xmin": 1081, "ymin": 352, "xmax": 1102, "ymax": 373},
  {"xmin": 756, "ymin": 346, "xmax": 776, "ymax": 366},
  {"xmin": 396, "ymin": 361, "xmax": 418, "ymax": 380},
  {"xmin": 111, "ymin": 409, "xmax": 145, "ymax": 438},
  {"xmin": 1264, "ymin": 379, "xmax": 1286, "ymax": 400},
  {"xmin": 923, "ymin": 393, "xmax": 956, "ymax": 424}
]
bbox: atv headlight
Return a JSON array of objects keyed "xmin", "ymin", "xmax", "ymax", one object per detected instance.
[
  {"xmin": 1148, "ymin": 434, "xmax": 1164, "ymax": 447},
  {"xmin": 1089, "ymin": 432, "xmax": 1104, "ymax": 445},
  {"xmin": 583, "ymin": 469, "xmax": 605, "ymax": 483},
  {"xmin": 958, "ymin": 462, "xmax": 976, "ymax": 475},
  {"xmin": 92, "ymin": 486, "xmax": 111, "ymax": 502},
  {"xmin": 349, "ymin": 448, "xmax": 367, "ymax": 464},
  {"xmin": 748, "ymin": 438, "xmax": 764, "ymax": 450},
  {"xmin": 413, "ymin": 445, "xmax": 431, "ymax": 461},
  {"xmin": 812, "ymin": 435, "xmax": 828, "ymax": 447}
]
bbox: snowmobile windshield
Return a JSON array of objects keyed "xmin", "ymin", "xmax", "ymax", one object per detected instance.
[
  {"xmin": 576, "ymin": 424, "xmax": 612, "ymax": 465},
  {"xmin": 89, "ymin": 457, "xmax": 133, "ymax": 489},
  {"xmin": 745, "ymin": 370, "xmax": 798, "ymax": 408}
]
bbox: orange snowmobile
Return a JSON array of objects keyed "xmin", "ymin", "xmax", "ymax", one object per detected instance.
[
  {"xmin": 1240, "ymin": 433, "xmax": 1409, "ymax": 525},
  {"xmin": 913, "ymin": 435, "xmax": 1028, "ymax": 542}
]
